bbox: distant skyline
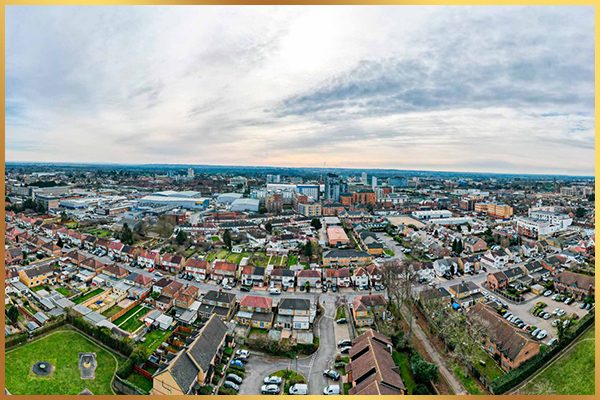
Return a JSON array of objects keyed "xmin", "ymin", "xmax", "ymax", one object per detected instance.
[{"xmin": 6, "ymin": 6, "xmax": 595, "ymax": 176}]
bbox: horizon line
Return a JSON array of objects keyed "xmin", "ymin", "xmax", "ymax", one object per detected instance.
[{"xmin": 5, "ymin": 160, "xmax": 595, "ymax": 179}]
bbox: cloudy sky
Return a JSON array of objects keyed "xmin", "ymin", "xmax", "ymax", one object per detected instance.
[{"xmin": 6, "ymin": 6, "xmax": 595, "ymax": 175}]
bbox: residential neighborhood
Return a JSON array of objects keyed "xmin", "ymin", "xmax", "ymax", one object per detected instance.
[{"xmin": 4, "ymin": 165, "xmax": 595, "ymax": 396}]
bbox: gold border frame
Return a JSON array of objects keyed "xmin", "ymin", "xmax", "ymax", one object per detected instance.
[{"xmin": 0, "ymin": 2, "xmax": 597, "ymax": 399}]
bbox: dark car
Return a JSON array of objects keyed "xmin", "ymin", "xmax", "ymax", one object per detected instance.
[
  {"xmin": 240, "ymin": 285, "xmax": 251, "ymax": 292},
  {"xmin": 323, "ymin": 369, "xmax": 341, "ymax": 381},
  {"xmin": 336, "ymin": 318, "xmax": 347, "ymax": 325}
]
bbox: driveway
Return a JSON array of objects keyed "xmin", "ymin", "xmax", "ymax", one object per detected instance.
[{"xmin": 237, "ymin": 299, "xmax": 338, "ymax": 395}]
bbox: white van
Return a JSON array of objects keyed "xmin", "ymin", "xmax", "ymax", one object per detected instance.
[
  {"xmin": 289, "ymin": 383, "xmax": 308, "ymax": 395},
  {"xmin": 323, "ymin": 385, "xmax": 340, "ymax": 395}
]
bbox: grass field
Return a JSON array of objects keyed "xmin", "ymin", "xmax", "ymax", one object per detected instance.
[
  {"xmin": 287, "ymin": 254, "xmax": 298, "ymax": 267},
  {"xmin": 392, "ymin": 351, "xmax": 417, "ymax": 394},
  {"xmin": 141, "ymin": 329, "xmax": 172, "ymax": 352},
  {"xmin": 5, "ymin": 329, "xmax": 122, "ymax": 395},
  {"xmin": 72, "ymin": 288, "xmax": 105, "ymax": 305},
  {"xmin": 125, "ymin": 371, "xmax": 153, "ymax": 393},
  {"xmin": 115, "ymin": 305, "xmax": 149, "ymax": 332},
  {"xmin": 84, "ymin": 228, "xmax": 112, "ymax": 238},
  {"xmin": 55, "ymin": 287, "xmax": 72, "ymax": 297},
  {"xmin": 521, "ymin": 326, "xmax": 595, "ymax": 395},
  {"xmin": 101, "ymin": 304, "xmax": 123, "ymax": 319}
]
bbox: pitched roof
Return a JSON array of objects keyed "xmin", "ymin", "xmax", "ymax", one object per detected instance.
[
  {"xmin": 240, "ymin": 295, "xmax": 273, "ymax": 309},
  {"xmin": 279, "ymin": 298, "xmax": 310, "ymax": 311},
  {"xmin": 469, "ymin": 302, "xmax": 539, "ymax": 361}
]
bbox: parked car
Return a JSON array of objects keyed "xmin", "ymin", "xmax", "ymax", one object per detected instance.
[
  {"xmin": 323, "ymin": 369, "xmax": 341, "ymax": 381},
  {"xmin": 580, "ymin": 302, "xmax": 587, "ymax": 309},
  {"xmin": 269, "ymin": 287, "xmax": 281, "ymax": 295},
  {"xmin": 531, "ymin": 328, "xmax": 541, "ymax": 337},
  {"xmin": 548, "ymin": 338, "xmax": 559, "ymax": 346},
  {"xmin": 289, "ymin": 383, "xmax": 308, "ymax": 395},
  {"xmin": 536, "ymin": 330, "xmax": 548, "ymax": 340},
  {"xmin": 564, "ymin": 298, "xmax": 573, "ymax": 305},
  {"xmin": 336, "ymin": 318, "xmax": 347, "ymax": 325},
  {"xmin": 337, "ymin": 340, "xmax": 352, "ymax": 348},
  {"xmin": 261, "ymin": 384, "xmax": 281, "ymax": 395},
  {"xmin": 223, "ymin": 284, "xmax": 233, "ymax": 290},
  {"xmin": 223, "ymin": 381, "xmax": 240, "ymax": 392},
  {"xmin": 233, "ymin": 356, "xmax": 248, "ymax": 364},
  {"xmin": 543, "ymin": 290, "xmax": 552, "ymax": 297},
  {"xmin": 586, "ymin": 303, "xmax": 593, "ymax": 310},
  {"xmin": 230, "ymin": 360, "xmax": 244, "ymax": 368},
  {"xmin": 263, "ymin": 376, "xmax": 283, "ymax": 385},
  {"xmin": 240, "ymin": 285, "xmax": 251, "ymax": 292},
  {"xmin": 323, "ymin": 385, "xmax": 341, "ymax": 395},
  {"xmin": 543, "ymin": 313, "xmax": 551, "ymax": 320},
  {"xmin": 235, "ymin": 349, "xmax": 250, "ymax": 357},
  {"xmin": 322, "ymin": 286, "xmax": 328, "ymax": 293},
  {"xmin": 339, "ymin": 346, "xmax": 352, "ymax": 354},
  {"xmin": 226, "ymin": 374, "xmax": 243, "ymax": 385}
]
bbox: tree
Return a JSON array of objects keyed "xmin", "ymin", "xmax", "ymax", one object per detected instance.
[
  {"xmin": 60, "ymin": 211, "xmax": 68, "ymax": 224},
  {"xmin": 56, "ymin": 237, "xmax": 64, "ymax": 248},
  {"xmin": 120, "ymin": 223, "xmax": 134, "ymax": 245},
  {"xmin": 310, "ymin": 218, "xmax": 322, "ymax": 230},
  {"xmin": 411, "ymin": 353, "xmax": 439, "ymax": 383},
  {"xmin": 6, "ymin": 304, "xmax": 19, "ymax": 323},
  {"xmin": 223, "ymin": 229, "xmax": 232, "ymax": 250},
  {"xmin": 575, "ymin": 207, "xmax": 586, "ymax": 218},
  {"xmin": 303, "ymin": 240, "xmax": 313, "ymax": 258},
  {"xmin": 175, "ymin": 230, "xmax": 188, "ymax": 246},
  {"xmin": 265, "ymin": 222, "xmax": 273, "ymax": 234},
  {"xmin": 381, "ymin": 259, "xmax": 418, "ymax": 337}
]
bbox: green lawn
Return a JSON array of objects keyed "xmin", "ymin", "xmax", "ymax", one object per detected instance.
[
  {"xmin": 521, "ymin": 326, "xmax": 595, "ymax": 395},
  {"xmin": 392, "ymin": 351, "xmax": 417, "ymax": 394},
  {"xmin": 125, "ymin": 371, "xmax": 153, "ymax": 394},
  {"xmin": 101, "ymin": 304, "xmax": 123, "ymax": 319},
  {"xmin": 85, "ymin": 228, "xmax": 112, "ymax": 238},
  {"xmin": 453, "ymin": 364, "xmax": 485, "ymax": 395},
  {"xmin": 211, "ymin": 236, "xmax": 220, "ymax": 242},
  {"xmin": 5, "ymin": 329, "xmax": 122, "ymax": 395},
  {"xmin": 273, "ymin": 369, "xmax": 306, "ymax": 394},
  {"xmin": 55, "ymin": 287, "xmax": 72, "ymax": 297},
  {"xmin": 287, "ymin": 254, "xmax": 298, "ymax": 267},
  {"xmin": 116, "ymin": 306, "xmax": 149, "ymax": 333},
  {"xmin": 113, "ymin": 305, "xmax": 144, "ymax": 326},
  {"xmin": 72, "ymin": 288, "xmax": 105, "ymax": 305},
  {"xmin": 141, "ymin": 329, "xmax": 172, "ymax": 352},
  {"xmin": 384, "ymin": 248, "xmax": 395, "ymax": 256},
  {"xmin": 335, "ymin": 306, "xmax": 346, "ymax": 320},
  {"xmin": 473, "ymin": 346, "xmax": 504, "ymax": 382}
]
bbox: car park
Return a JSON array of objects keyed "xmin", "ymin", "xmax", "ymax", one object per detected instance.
[
  {"xmin": 223, "ymin": 381, "xmax": 240, "ymax": 392},
  {"xmin": 263, "ymin": 376, "xmax": 283, "ymax": 385},
  {"xmin": 531, "ymin": 328, "xmax": 541, "ymax": 337},
  {"xmin": 548, "ymin": 338, "xmax": 559, "ymax": 346},
  {"xmin": 323, "ymin": 369, "xmax": 341, "ymax": 381},
  {"xmin": 323, "ymin": 385, "xmax": 341, "ymax": 395},
  {"xmin": 564, "ymin": 298, "xmax": 573, "ymax": 305},
  {"xmin": 543, "ymin": 312, "xmax": 551, "ymax": 320},
  {"xmin": 261, "ymin": 384, "xmax": 281, "ymax": 394}
]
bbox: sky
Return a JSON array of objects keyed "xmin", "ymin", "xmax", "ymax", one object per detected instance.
[{"xmin": 6, "ymin": 6, "xmax": 595, "ymax": 176}]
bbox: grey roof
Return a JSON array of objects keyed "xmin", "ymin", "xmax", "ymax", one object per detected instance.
[
  {"xmin": 279, "ymin": 298, "xmax": 310, "ymax": 311},
  {"xmin": 324, "ymin": 249, "xmax": 371, "ymax": 258},
  {"xmin": 188, "ymin": 315, "xmax": 228, "ymax": 373},
  {"xmin": 170, "ymin": 353, "xmax": 199, "ymax": 394},
  {"xmin": 203, "ymin": 290, "xmax": 236, "ymax": 304}
]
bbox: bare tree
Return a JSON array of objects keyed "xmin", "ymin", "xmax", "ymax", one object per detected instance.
[{"xmin": 381, "ymin": 259, "xmax": 418, "ymax": 337}]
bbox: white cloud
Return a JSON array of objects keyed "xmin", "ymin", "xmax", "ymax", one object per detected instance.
[{"xmin": 5, "ymin": 6, "xmax": 595, "ymax": 175}]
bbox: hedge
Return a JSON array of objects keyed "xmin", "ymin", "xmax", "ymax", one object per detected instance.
[
  {"xmin": 6, "ymin": 315, "xmax": 67, "ymax": 349},
  {"xmin": 67, "ymin": 311, "xmax": 134, "ymax": 356},
  {"xmin": 490, "ymin": 311, "xmax": 594, "ymax": 394}
]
